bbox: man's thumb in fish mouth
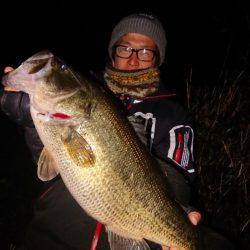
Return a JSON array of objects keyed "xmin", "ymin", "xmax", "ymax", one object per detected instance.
[{"xmin": 4, "ymin": 66, "xmax": 14, "ymax": 73}]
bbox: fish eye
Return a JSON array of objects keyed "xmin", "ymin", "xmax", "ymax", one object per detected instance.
[{"xmin": 61, "ymin": 64, "xmax": 68, "ymax": 71}]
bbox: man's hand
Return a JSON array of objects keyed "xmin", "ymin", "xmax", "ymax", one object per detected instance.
[
  {"xmin": 187, "ymin": 211, "xmax": 202, "ymax": 226},
  {"xmin": 3, "ymin": 66, "xmax": 16, "ymax": 91}
]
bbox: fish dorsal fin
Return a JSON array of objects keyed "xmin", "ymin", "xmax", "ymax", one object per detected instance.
[
  {"xmin": 107, "ymin": 228, "xmax": 151, "ymax": 250},
  {"xmin": 37, "ymin": 147, "xmax": 60, "ymax": 181},
  {"xmin": 61, "ymin": 127, "xmax": 95, "ymax": 168}
]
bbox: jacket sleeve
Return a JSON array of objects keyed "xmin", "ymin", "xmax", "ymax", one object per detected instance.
[{"xmin": 0, "ymin": 89, "xmax": 43, "ymax": 163}]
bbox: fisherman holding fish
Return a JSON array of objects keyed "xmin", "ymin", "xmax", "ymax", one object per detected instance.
[{"xmin": 1, "ymin": 13, "xmax": 234, "ymax": 250}]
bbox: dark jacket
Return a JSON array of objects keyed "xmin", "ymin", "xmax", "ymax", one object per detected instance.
[
  {"xmin": 111, "ymin": 82, "xmax": 196, "ymax": 210},
  {"xmin": 119, "ymin": 83, "xmax": 195, "ymax": 179}
]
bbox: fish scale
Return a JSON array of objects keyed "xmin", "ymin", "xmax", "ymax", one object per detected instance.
[{"xmin": 2, "ymin": 50, "xmax": 202, "ymax": 250}]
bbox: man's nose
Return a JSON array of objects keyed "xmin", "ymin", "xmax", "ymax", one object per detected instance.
[{"xmin": 128, "ymin": 51, "xmax": 139, "ymax": 65}]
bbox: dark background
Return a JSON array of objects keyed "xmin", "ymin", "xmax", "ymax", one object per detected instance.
[
  {"xmin": 1, "ymin": 2, "xmax": 249, "ymax": 90},
  {"xmin": 0, "ymin": 1, "xmax": 249, "ymax": 249}
]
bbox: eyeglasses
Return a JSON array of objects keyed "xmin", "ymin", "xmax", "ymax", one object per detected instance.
[{"xmin": 114, "ymin": 45, "xmax": 156, "ymax": 62}]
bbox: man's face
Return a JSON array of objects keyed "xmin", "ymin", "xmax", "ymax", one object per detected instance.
[{"xmin": 112, "ymin": 33, "xmax": 157, "ymax": 71}]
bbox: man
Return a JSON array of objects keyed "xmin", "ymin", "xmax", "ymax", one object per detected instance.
[{"xmin": 1, "ymin": 13, "xmax": 202, "ymax": 250}]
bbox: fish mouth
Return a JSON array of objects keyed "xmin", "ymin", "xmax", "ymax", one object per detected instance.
[
  {"xmin": 1, "ymin": 74, "xmax": 35, "ymax": 93},
  {"xmin": 1, "ymin": 75, "xmax": 15, "ymax": 88}
]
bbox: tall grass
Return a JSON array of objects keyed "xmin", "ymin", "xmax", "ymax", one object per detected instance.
[{"xmin": 186, "ymin": 70, "xmax": 250, "ymax": 248}]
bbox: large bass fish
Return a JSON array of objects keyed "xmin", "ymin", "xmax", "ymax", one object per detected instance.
[{"xmin": 2, "ymin": 50, "xmax": 202, "ymax": 250}]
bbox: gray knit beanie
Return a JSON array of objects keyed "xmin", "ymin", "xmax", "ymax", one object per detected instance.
[{"xmin": 108, "ymin": 13, "xmax": 167, "ymax": 66}]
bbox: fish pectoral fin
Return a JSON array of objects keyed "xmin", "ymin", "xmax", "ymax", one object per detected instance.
[
  {"xmin": 61, "ymin": 127, "xmax": 95, "ymax": 168},
  {"xmin": 106, "ymin": 227, "xmax": 151, "ymax": 250},
  {"xmin": 37, "ymin": 147, "xmax": 60, "ymax": 181}
]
